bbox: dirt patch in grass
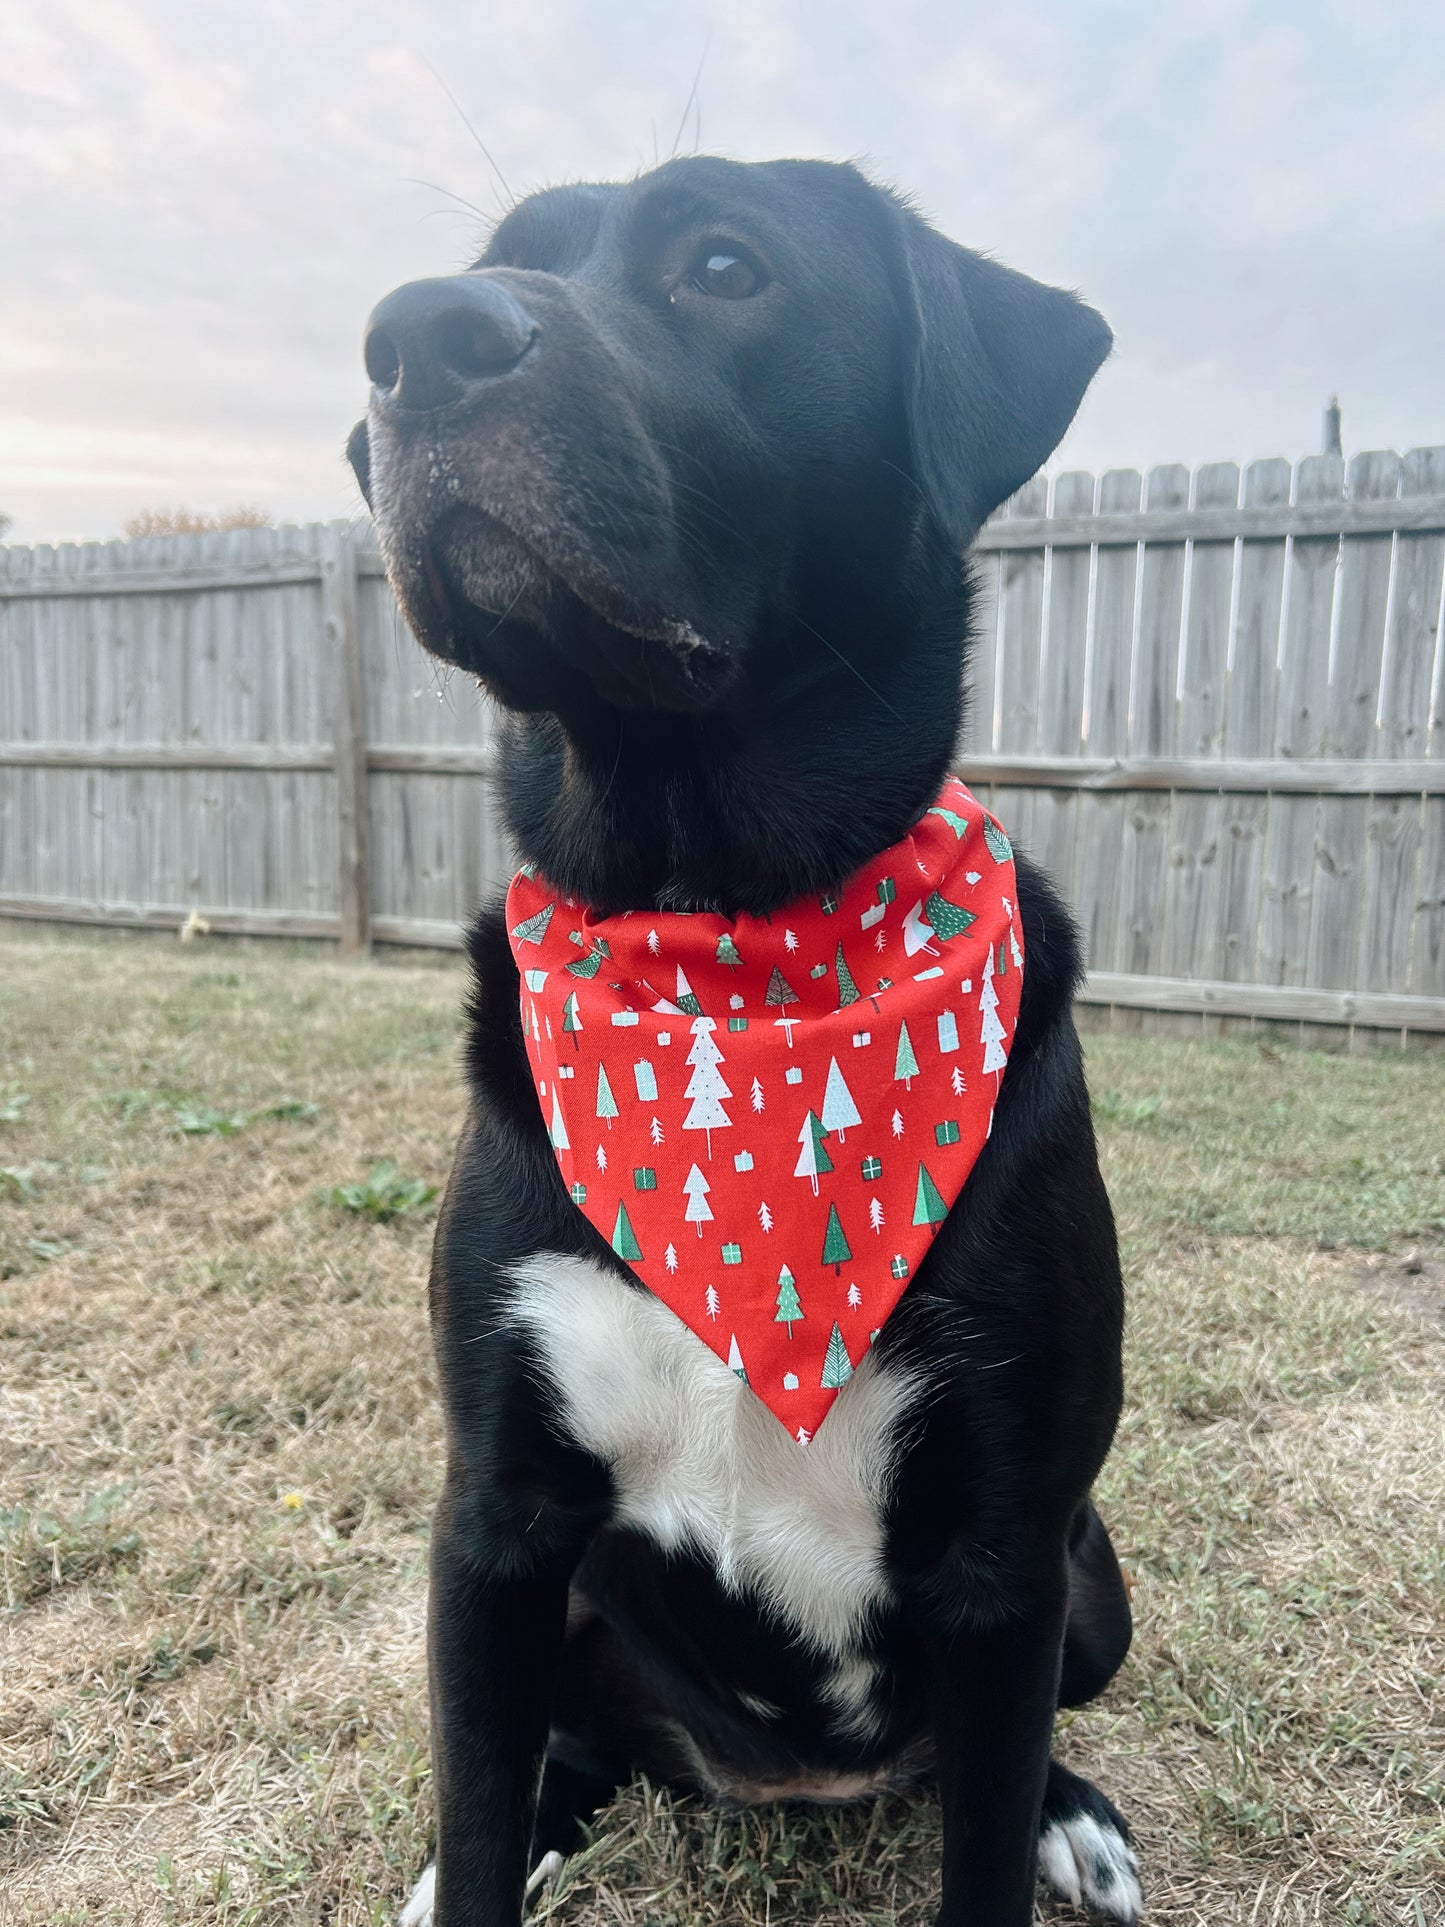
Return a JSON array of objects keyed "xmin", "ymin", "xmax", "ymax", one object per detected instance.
[
  {"xmin": 1350, "ymin": 1248, "xmax": 1445, "ymax": 1330},
  {"xmin": 1, "ymin": 926, "xmax": 1441, "ymax": 1925}
]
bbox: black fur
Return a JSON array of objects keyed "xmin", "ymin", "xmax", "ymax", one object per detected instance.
[{"xmin": 353, "ymin": 155, "xmax": 1132, "ymax": 1927}]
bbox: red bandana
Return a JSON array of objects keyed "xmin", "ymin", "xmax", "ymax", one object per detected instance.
[{"xmin": 505, "ymin": 778, "xmax": 1023, "ymax": 1444}]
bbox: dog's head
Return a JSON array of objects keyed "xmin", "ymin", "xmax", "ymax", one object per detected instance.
[{"xmin": 351, "ymin": 156, "xmax": 1109, "ymax": 718}]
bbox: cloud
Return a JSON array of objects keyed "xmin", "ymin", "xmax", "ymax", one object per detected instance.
[{"xmin": 1, "ymin": 0, "xmax": 1442, "ymax": 541}]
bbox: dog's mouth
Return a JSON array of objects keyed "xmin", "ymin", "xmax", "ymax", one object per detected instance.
[
  {"xmin": 406, "ymin": 504, "xmax": 734, "ymax": 712},
  {"xmin": 354, "ymin": 416, "xmax": 736, "ymax": 714}
]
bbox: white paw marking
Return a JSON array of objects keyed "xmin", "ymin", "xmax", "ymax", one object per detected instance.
[
  {"xmin": 1038, "ymin": 1811, "xmax": 1142, "ymax": 1921},
  {"xmin": 506, "ymin": 1253, "xmax": 921, "ymax": 1663},
  {"xmin": 398, "ymin": 1863, "xmax": 433, "ymax": 1927},
  {"xmin": 397, "ymin": 1852, "xmax": 563, "ymax": 1923},
  {"xmin": 525, "ymin": 1848, "xmax": 565, "ymax": 1900}
]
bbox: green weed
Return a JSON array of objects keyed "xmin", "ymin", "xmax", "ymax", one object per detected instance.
[
  {"xmin": 320, "ymin": 1161, "xmax": 438, "ymax": 1223},
  {"xmin": 1, "ymin": 1486, "xmax": 143, "ymax": 1609}
]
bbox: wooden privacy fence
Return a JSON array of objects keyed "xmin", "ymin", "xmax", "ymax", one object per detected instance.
[
  {"xmin": 962, "ymin": 447, "xmax": 1445, "ymax": 1039},
  {"xmin": 2, "ymin": 445, "xmax": 1444, "ymax": 1039},
  {"xmin": 0, "ymin": 522, "xmax": 510, "ymax": 953}
]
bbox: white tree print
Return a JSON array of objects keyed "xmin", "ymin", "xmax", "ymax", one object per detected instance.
[
  {"xmin": 683, "ymin": 1015, "xmax": 732, "ymax": 1157},
  {"xmin": 979, "ymin": 944, "xmax": 1008, "ymax": 1076},
  {"xmin": 664, "ymin": 1242, "xmax": 679, "ymax": 1274},
  {"xmin": 902, "ymin": 900, "xmax": 939, "ymax": 956},
  {"xmin": 820, "ymin": 1056, "xmax": 862, "ymax": 1140},
  {"xmin": 683, "ymin": 1163, "xmax": 713, "ymax": 1236},
  {"xmin": 793, "ymin": 1110, "xmax": 834, "ymax": 1197},
  {"xmin": 758, "ymin": 1200, "xmax": 774, "ymax": 1232},
  {"xmin": 705, "ymin": 1285, "xmax": 720, "ymax": 1321},
  {"xmin": 868, "ymin": 1197, "xmax": 885, "ymax": 1234},
  {"xmin": 750, "ymin": 1076, "xmax": 765, "ymax": 1113}
]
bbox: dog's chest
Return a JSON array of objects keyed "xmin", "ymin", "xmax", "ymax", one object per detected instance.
[{"xmin": 506, "ymin": 1253, "xmax": 921, "ymax": 1664}]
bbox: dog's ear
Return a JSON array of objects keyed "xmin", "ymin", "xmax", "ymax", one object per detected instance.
[{"xmin": 895, "ymin": 207, "xmax": 1112, "ymax": 540}]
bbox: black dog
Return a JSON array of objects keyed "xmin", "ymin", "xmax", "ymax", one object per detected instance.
[{"xmin": 350, "ymin": 156, "xmax": 1138, "ymax": 1927}]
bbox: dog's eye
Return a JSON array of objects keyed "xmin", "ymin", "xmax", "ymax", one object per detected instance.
[{"xmin": 692, "ymin": 251, "xmax": 763, "ymax": 299}]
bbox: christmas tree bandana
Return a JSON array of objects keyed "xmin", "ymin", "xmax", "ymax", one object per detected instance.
[{"xmin": 505, "ymin": 778, "xmax": 1024, "ymax": 1445}]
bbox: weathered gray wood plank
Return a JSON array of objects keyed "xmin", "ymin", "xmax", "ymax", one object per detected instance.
[
  {"xmin": 1079, "ymin": 970, "xmax": 1445, "ymax": 1031},
  {"xmin": 1308, "ymin": 450, "xmax": 1399, "ymax": 1001},
  {"xmin": 1035, "ymin": 471, "xmax": 1095, "ymax": 907},
  {"xmin": 1163, "ymin": 462, "xmax": 1238, "ymax": 986},
  {"xmin": 994, "ymin": 478, "xmax": 1049, "ymax": 758},
  {"xmin": 964, "ymin": 548, "xmax": 1001, "ymax": 756},
  {"xmin": 1214, "ymin": 460, "xmax": 1288, "ymax": 1023},
  {"xmin": 321, "ymin": 522, "xmax": 371, "ymax": 955},
  {"xmin": 1361, "ymin": 448, "xmax": 1445, "ymax": 995},
  {"xmin": 1398, "ymin": 450, "xmax": 1445, "ymax": 1003},
  {"xmin": 1114, "ymin": 465, "xmax": 1189, "ymax": 1021},
  {"xmin": 0, "ymin": 894, "xmax": 340, "ymax": 940},
  {"xmin": 1413, "ymin": 485, "xmax": 1445, "ymax": 999},
  {"xmin": 1258, "ymin": 456, "xmax": 1341, "ymax": 996},
  {"xmin": 1071, "ymin": 469, "xmax": 1141, "ymax": 975},
  {"xmin": 947, "ymin": 755, "xmax": 1445, "ymax": 794},
  {"xmin": 0, "ymin": 743, "xmax": 334, "ymax": 770},
  {"xmin": 973, "ymin": 494, "xmax": 1445, "ymax": 550}
]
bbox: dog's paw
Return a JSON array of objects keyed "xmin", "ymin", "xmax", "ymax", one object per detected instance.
[
  {"xmin": 1038, "ymin": 1808, "xmax": 1142, "ymax": 1922},
  {"xmin": 398, "ymin": 1851, "xmax": 563, "ymax": 1925},
  {"xmin": 398, "ymin": 1863, "xmax": 434, "ymax": 1927},
  {"xmin": 525, "ymin": 1848, "xmax": 565, "ymax": 1901}
]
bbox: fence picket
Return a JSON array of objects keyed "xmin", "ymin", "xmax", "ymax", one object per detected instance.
[
  {"xmin": 1162, "ymin": 462, "xmax": 1238, "ymax": 1002},
  {"xmin": 1411, "ymin": 451, "xmax": 1445, "ymax": 1011},
  {"xmin": 1115, "ymin": 464, "xmax": 1189, "ymax": 1028},
  {"xmin": 1034, "ymin": 470, "xmax": 1095, "ymax": 908},
  {"xmin": 1073, "ymin": 468, "xmax": 1141, "ymax": 981},
  {"xmin": 1215, "ymin": 457, "xmax": 1291, "ymax": 1021},
  {"xmin": 1258, "ymin": 456, "xmax": 1342, "ymax": 1031},
  {"xmin": 989, "ymin": 476, "xmax": 1050, "ymax": 872},
  {"xmin": 1307, "ymin": 450, "xmax": 1400, "ymax": 1020},
  {"xmin": 1370, "ymin": 447, "xmax": 1445, "ymax": 1005}
]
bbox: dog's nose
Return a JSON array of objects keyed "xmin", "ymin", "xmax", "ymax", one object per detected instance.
[{"xmin": 363, "ymin": 275, "xmax": 538, "ymax": 413}]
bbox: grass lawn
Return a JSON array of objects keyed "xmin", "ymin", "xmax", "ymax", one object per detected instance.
[{"xmin": 1, "ymin": 924, "xmax": 1441, "ymax": 1926}]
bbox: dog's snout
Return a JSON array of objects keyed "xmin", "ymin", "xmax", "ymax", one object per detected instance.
[{"xmin": 363, "ymin": 275, "xmax": 538, "ymax": 413}]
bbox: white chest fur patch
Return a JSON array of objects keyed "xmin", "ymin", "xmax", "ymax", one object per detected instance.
[{"xmin": 507, "ymin": 1253, "xmax": 921, "ymax": 1661}]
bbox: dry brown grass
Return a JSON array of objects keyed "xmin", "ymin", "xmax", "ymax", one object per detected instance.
[
  {"xmin": 120, "ymin": 509, "xmax": 272, "ymax": 539},
  {"xmin": 1, "ymin": 924, "xmax": 1441, "ymax": 1926}
]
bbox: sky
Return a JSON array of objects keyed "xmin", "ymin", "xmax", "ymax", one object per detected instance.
[{"xmin": 3, "ymin": 0, "xmax": 1443, "ymax": 545}]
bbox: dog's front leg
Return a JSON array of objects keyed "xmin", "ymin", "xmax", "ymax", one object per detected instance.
[
  {"xmin": 926, "ymin": 1565, "xmax": 1067, "ymax": 1927},
  {"xmin": 426, "ymin": 1471, "xmax": 581, "ymax": 1926}
]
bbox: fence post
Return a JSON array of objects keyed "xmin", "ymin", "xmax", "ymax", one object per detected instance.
[{"xmin": 321, "ymin": 521, "xmax": 372, "ymax": 956}]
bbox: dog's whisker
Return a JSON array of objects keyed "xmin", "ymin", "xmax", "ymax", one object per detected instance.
[
  {"xmin": 405, "ymin": 177, "xmax": 495, "ymax": 224},
  {"xmin": 792, "ymin": 613, "xmax": 905, "ymax": 723},
  {"xmin": 669, "ymin": 41, "xmax": 710, "ymax": 162},
  {"xmin": 422, "ymin": 59, "xmax": 515, "ymax": 212}
]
